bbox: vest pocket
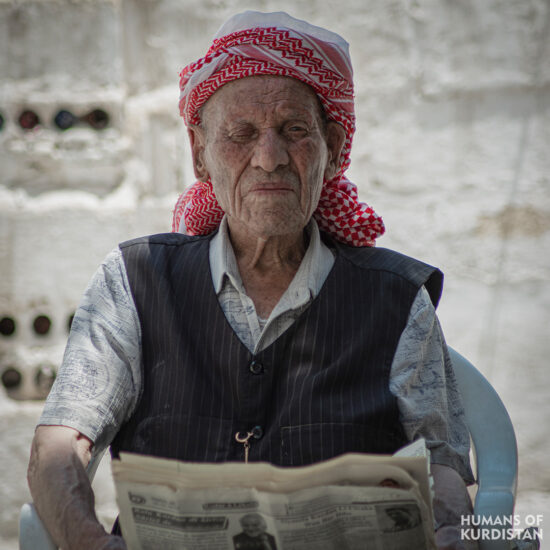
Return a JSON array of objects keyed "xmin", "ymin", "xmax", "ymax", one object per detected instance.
[
  {"xmin": 280, "ymin": 423, "xmax": 373, "ymax": 466},
  {"xmin": 127, "ymin": 414, "xmax": 235, "ymax": 462}
]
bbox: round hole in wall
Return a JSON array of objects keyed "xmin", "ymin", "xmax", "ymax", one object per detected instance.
[
  {"xmin": 83, "ymin": 108, "xmax": 109, "ymax": 130},
  {"xmin": 54, "ymin": 109, "xmax": 77, "ymax": 130},
  {"xmin": 0, "ymin": 317, "xmax": 16, "ymax": 336},
  {"xmin": 1, "ymin": 367, "xmax": 22, "ymax": 390},
  {"xmin": 35, "ymin": 365, "xmax": 56, "ymax": 394},
  {"xmin": 18, "ymin": 110, "xmax": 40, "ymax": 130},
  {"xmin": 33, "ymin": 315, "xmax": 52, "ymax": 336}
]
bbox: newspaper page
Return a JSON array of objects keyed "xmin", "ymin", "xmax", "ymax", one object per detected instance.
[{"xmin": 112, "ymin": 443, "xmax": 436, "ymax": 550}]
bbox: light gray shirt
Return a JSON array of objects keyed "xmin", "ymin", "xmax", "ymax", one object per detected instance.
[{"xmin": 40, "ymin": 219, "xmax": 473, "ymax": 482}]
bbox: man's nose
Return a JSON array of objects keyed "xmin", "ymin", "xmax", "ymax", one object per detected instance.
[{"xmin": 250, "ymin": 129, "xmax": 289, "ymax": 172}]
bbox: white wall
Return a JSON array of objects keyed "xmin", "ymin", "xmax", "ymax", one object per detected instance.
[{"xmin": 1, "ymin": 0, "xmax": 549, "ymax": 546}]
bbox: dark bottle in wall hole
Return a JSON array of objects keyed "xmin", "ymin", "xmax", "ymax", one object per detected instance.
[
  {"xmin": 0, "ymin": 317, "xmax": 16, "ymax": 336},
  {"xmin": 1, "ymin": 367, "xmax": 22, "ymax": 390},
  {"xmin": 54, "ymin": 109, "xmax": 78, "ymax": 130},
  {"xmin": 83, "ymin": 109, "xmax": 109, "ymax": 130},
  {"xmin": 33, "ymin": 315, "xmax": 51, "ymax": 336},
  {"xmin": 18, "ymin": 110, "xmax": 40, "ymax": 130}
]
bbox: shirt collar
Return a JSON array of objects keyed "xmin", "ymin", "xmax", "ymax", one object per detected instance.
[
  {"xmin": 209, "ymin": 216, "xmax": 335, "ymax": 303},
  {"xmin": 210, "ymin": 216, "xmax": 243, "ymax": 295}
]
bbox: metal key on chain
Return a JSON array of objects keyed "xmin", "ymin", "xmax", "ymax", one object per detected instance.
[{"xmin": 235, "ymin": 431, "xmax": 254, "ymax": 463}]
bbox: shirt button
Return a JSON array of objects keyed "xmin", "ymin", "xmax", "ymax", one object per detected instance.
[
  {"xmin": 251, "ymin": 425, "xmax": 263, "ymax": 439},
  {"xmin": 249, "ymin": 360, "xmax": 264, "ymax": 375}
]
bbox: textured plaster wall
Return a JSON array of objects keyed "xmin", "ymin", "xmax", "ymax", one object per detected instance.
[{"xmin": 1, "ymin": 0, "xmax": 549, "ymax": 547}]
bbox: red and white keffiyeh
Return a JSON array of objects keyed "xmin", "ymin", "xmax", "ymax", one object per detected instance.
[{"xmin": 172, "ymin": 11, "xmax": 384, "ymax": 247}]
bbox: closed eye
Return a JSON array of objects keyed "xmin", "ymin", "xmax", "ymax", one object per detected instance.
[
  {"xmin": 228, "ymin": 124, "xmax": 257, "ymax": 142},
  {"xmin": 284, "ymin": 124, "xmax": 309, "ymax": 139}
]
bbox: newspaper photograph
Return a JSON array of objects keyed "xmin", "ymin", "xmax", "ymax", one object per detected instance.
[{"xmin": 111, "ymin": 441, "xmax": 436, "ymax": 550}]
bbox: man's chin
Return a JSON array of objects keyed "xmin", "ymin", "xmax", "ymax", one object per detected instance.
[{"xmin": 244, "ymin": 212, "xmax": 308, "ymax": 238}]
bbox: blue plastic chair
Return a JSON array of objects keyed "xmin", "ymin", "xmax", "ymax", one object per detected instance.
[
  {"xmin": 20, "ymin": 347, "xmax": 521, "ymax": 550},
  {"xmin": 448, "ymin": 347, "xmax": 519, "ymax": 550}
]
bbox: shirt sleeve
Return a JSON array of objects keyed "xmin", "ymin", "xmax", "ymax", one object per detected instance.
[
  {"xmin": 389, "ymin": 286, "xmax": 475, "ymax": 484},
  {"xmin": 38, "ymin": 247, "xmax": 142, "ymax": 457}
]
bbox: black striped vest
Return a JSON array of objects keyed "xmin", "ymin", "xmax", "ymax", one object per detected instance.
[{"xmin": 110, "ymin": 232, "xmax": 443, "ymax": 466}]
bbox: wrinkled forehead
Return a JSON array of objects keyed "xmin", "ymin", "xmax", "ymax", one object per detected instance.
[{"xmin": 199, "ymin": 75, "xmax": 326, "ymax": 126}]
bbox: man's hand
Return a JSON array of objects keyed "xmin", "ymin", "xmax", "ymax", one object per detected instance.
[
  {"xmin": 432, "ymin": 464, "xmax": 478, "ymax": 550},
  {"xmin": 27, "ymin": 425, "xmax": 126, "ymax": 550}
]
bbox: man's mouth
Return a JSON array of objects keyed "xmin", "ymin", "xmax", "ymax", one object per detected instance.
[{"xmin": 250, "ymin": 182, "xmax": 295, "ymax": 193}]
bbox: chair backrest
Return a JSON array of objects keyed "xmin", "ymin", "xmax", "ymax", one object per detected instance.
[{"xmin": 448, "ymin": 347, "xmax": 519, "ymax": 550}]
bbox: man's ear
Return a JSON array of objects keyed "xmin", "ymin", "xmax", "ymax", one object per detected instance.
[
  {"xmin": 324, "ymin": 121, "xmax": 346, "ymax": 181},
  {"xmin": 188, "ymin": 124, "xmax": 209, "ymax": 181}
]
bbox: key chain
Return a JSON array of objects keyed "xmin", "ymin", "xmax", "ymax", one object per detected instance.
[{"xmin": 235, "ymin": 431, "xmax": 254, "ymax": 463}]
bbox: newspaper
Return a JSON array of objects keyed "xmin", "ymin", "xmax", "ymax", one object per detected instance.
[{"xmin": 111, "ymin": 439, "xmax": 436, "ymax": 550}]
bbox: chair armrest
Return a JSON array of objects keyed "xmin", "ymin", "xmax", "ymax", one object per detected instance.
[{"xmin": 19, "ymin": 502, "xmax": 57, "ymax": 550}]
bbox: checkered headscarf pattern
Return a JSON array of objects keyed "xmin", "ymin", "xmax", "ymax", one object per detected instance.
[{"xmin": 172, "ymin": 11, "xmax": 384, "ymax": 246}]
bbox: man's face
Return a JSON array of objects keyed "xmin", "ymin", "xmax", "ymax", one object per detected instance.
[
  {"xmin": 241, "ymin": 515, "xmax": 265, "ymax": 538},
  {"xmin": 189, "ymin": 75, "xmax": 344, "ymax": 238},
  {"xmin": 386, "ymin": 509, "xmax": 409, "ymax": 525}
]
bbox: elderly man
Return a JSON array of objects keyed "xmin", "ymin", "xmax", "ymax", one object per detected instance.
[
  {"xmin": 28, "ymin": 11, "xmax": 476, "ymax": 550},
  {"xmin": 234, "ymin": 514, "xmax": 277, "ymax": 550}
]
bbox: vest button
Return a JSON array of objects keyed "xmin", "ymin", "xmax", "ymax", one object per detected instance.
[
  {"xmin": 249, "ymin": 360, "xmax": 264, "ymax": 374},
  {"xmin": 251, "ymin": 425, "xmax": 263, "ymax": 439}
]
